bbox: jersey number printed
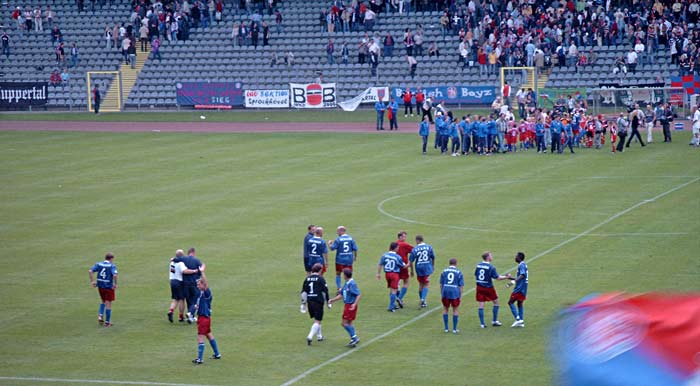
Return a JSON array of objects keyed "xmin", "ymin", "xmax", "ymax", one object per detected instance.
[
  {"xmin": 477, "ymin": 269, "xmax": 485, "ymax": 281},
  {"xmin": 310, "ymin": 243, "xmax": 317, "ymax": 255},
  {"xmin": 417, "ymin": 250, "xmax": 430, "ymax": 262},
  {"xmin": 446, "ymin": 272, "xmax": 455, "ymax": 284},
  {"xmin": 342, "ymin": 242, "xmax": 350, "ymax": 253},
  {"xmin": 385, "ymin": 260, "xmax": 396, "ymax": 271},
  {"xmin": 308, "ymin": 282, "xmax": 314, "ymax": 294},
  {"xmin": 99, "ymin": 268, "xmax": 107, "ymax": 279}
]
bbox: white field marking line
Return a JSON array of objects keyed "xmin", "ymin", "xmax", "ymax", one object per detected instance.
[
  {"xmin": 282, "ymin": 176, "xmax": 700, "ymax": 386},
  {"xmin": 0, "ymin": 376, "xmax": 213, "ymax": 386},
  {"xmin": 376, "ymin": 177, "xmax": 697, "ymax": 237}
]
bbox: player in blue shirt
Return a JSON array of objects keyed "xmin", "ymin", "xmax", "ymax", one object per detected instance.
[
  {"xmin": 376, "ymin": 242, "xmax": 406, "ymax": 312},
  {"xmin": 409, "ymin": 235, "xmax": 435, "ymax": 308},
  {"xmin": 329, "ymin": 268, "xmax": 361, "ymax": 347},
  {"xmin": 535, "ymin": 119, "xmax": 546, "ymax": 153},
  {"xmin": 388, "ymin": 97, "xmax": 399, "ymax": 130},
  {"xmin": 487, "ymin": 116, "xmax": 498, "ymax": 154},
  {"xmin": 563, "ymin": 119, "xmax": 575, "ymax": 153},
  {"xmin": 418, "ymin": 116, "xmax": 430, "ymax": 154},
  {"xmin": 192, "ymin": 277, "xmax": 221, "ymax": 364},
  {"xmin": 508, "ymin": 252, "xmax": 528, "ymax": 327},
  {"xmin": 89, "ymin": 252, "xmax": 118, "ymax": 327},
  {"xmin": 550, "ymin": 118, "xmax": 563, "ymax": 154},
  {"xmin": 440, "ymin": 258, "xmax": 464, "ymax": 333},
  {"xmin": 329, "ymin": 226, "xmax": 358, "ymax": 289},
  {"xmin": 459, "ymin": 116, "xmax": 471, "ymax": 155},
  {"xmin": 449, "ymin": 121, "xmax": 461, "ymax": 156},
  {"xmin": 476, "ymin": 117, "xmax": 488, "ymax": 154},
  {"xmin": 303, "ymin": 224, "xmax": 316, "ymax": 276},
  {"xmin": 475, "ymin": 251, "xmax": 511, "ymax": 328},
  {"xmin": 306, "ymin": 227, "xmax": 328, "ymax": 276}
]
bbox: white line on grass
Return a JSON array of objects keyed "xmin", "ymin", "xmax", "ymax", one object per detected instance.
[
  {"xmin": 281, "ymin": 176, "xmax": 700, "ymax": 386},
  {"xmin": 0, "ymin": 376, "xmax": 213, "ymax": 386},
  {"xmin": 376, "ymin": 177, "xmax": 695, "ymax": 237}
]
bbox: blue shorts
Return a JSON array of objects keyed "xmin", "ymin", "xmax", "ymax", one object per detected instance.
[{"xmin": 170, "ymin": 279, "xmax": 185, "ymax": 300}]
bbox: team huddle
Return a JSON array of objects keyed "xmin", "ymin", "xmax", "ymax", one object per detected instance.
[{"xmin": 300, "ymin": 225, "xmax": 530, "ymax": 348}]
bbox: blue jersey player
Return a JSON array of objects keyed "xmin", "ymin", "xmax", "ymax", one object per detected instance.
[
  {"xmin": 306, "ymin": 226, "xmax": 328, "ymax": 276},
  {"xmin": 329, "ymin": 268, "xmax": 361, "ymax": 348},
  {"xmin": 508, "ymin": 252, "xmax": 528, "ymax": 327},
  {"xmin": 376, "ymin": 242, "xmax": 406, "ymax": 312},
  {"xmin": 439, "ymin": 258, "xmax": 464, "ymax": 333},
  {"xmin": 192, "ymin": 278, "xmax": 221, "ymax": 364},
  {"xmin": 329, "ymin": 226, "xmax": 358, "ymax": 289},
  {"xmin": 88, "ymin": 252, "xmax": 118, "ymax": 327},
  {"xmin": 475, "ymin": 251, "xmax": 511, "ymax": 328},
  {"xmin": 409, "ymin": 235, "xmax": 435, "ymax": 308},
  {"xmin": 303, "ymin": 224, "xmax": 316, "ymax": 276}
]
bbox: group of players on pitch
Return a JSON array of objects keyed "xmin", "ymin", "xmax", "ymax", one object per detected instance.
[{"xmin": 301, "ymin": 225, "xmax": 529, "ymax": 348}]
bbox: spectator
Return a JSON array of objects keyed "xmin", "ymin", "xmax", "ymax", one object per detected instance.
[
  {"xmin": 364, "ymin": 8, "xmax": 375, "ymax": 31},
  {"xmin": 428, "ymin": 41, "xmax": 440, "ymax": 58},
  {"xmin": 403, "ymin": 28, "xmax": 413, "ymax": 56},
  {"xmin": 139, "ymin": 23, "xmax": 149, "ymax": 51},
  {"xmin": 128, "ymin": 39, "xmax": 137, "ymax": 69},
  {"xmin": 151, "ymin": 36, "xmax": 162, "ymax": 60},
  {"xmin": 105, "ymin": 26, "xmax": 113, "ymax": 49},
  {"xmin": 69, "ymin": 43, "xmax": 79, "ymax": 67},
  {"xmin": 270, "ymin": 52, "xmax": 277, "ymax": 67},
  {"xmin": 24, "ymin": 6, "xmax": 32, "ymax": 33},
  {"xmin": 1, "ymin": 31, "xmax": 9, "ymax": 61},
  {"xmin": 613, "ymin": 56, "xmax": 627, "ymax": 75},
  {"xmin": 49, "ymin": 68, "xmax": 61, "ymax": 86},
  {"xmin": 238, "ymin": 22, "xmax": 247, "ymax": 46},
  {"xmin": 358, "ymin": 38, "xmax": 368, "ymax": 64},
  {"xmin": 407, "ymin": 54, "xmax": 417, "ymax": 78},
  {"xmin": 284, "ymin": 50, "xmax": 295, "ymax": 66},
  {"xmin": 46, "ymin": 6, "xmax": 54, "ymax": 27},
  {"xmin": 51, "ymin": 25, "xmax": 63, "ymax": 47},
  {"xmin": 54, "ymin": 42, "xmax": 65, "ymax": 65},
  {"xmin": 33, "ymin": 6, "xmax": 43, "ymax": 32},
  {"xmin": 122, "ymin": 36, "xmax": 130, "ymax": 64},
  {"xmin": 275, "ymin": 10, "xmax": 283, "ymax": 33},
  {"xmin": 341, "ymin": 41, "xmax": 349, "ymax": 65},
  {"xmin": 215, "ymin": 0, "xmax": 223, "ymax": 24},
  {"xmin": 626, "ymin": 48, "xmax": 638, "ymax": 74},
  {"xmin": 369, "ymin": 38, "xmax": 380, "ymax": 76},
  {"xmin": 250, "ymin": 21, "xmax": 259, "ymax": 48},
  {"xmin": 11, "ymin": 7, "xmax": 22, "ymax": 36},
  {"xmin": 113, "ymin": 24, "xmax": 120, "ymax": 49},
  {"xmin": 262, "ymin": 21, "xmax": 270, "ymax": 46},
  {"xmin": 413, "ymin": 30, "xmax": 424, "ymax": 56},
  {"xmin": 326, "ymin": 38, "xmax": 335, "ymax": 64},
  {"xmin": 383, "ymin": 32, "xmax": 394, "ymax": 57}
]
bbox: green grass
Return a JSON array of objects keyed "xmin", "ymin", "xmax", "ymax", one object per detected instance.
[
  {"xmin": 0, "ymin": 109, "xmax": 492, "ymax": 123},
  {"xmin": 0, "ymin": 130, "xmax": 698, "ymax": 386}
]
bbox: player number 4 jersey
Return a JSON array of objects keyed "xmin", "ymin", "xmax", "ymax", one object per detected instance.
[{"xmin": 92, "ymin": 261, "xmax": 117, "ymax": 288}]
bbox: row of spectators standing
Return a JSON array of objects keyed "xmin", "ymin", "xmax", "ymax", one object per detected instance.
[{"xmin": 10, "ymin": 5, "xmax": 56, "ymax": 36}]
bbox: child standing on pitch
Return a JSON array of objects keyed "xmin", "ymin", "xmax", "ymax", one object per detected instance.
[{"xmin": 193, "ymin": 277, "xmax": 221, "ymax": 364}]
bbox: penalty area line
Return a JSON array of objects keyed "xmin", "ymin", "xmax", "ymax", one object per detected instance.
[
  {"xmin": 281, "ymin": 176, "xmax": 700, "ymax": 386},
  {"xmin": 0, "ymin": 376, "xmax": 213, "ymax": 386}
]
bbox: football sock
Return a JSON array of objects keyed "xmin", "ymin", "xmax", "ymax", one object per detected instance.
[
  {"xmin": 443, "ymin": 314, "xmax": 449, "ymax": 330},
  {"xmin": 478, "ymin": 309, "xmax": 485, "ymax": 325},
  {"xmin": 422, "ymin": 288, "xmax": 429, "ymax": 301},
  {"xmin": 179, "ymin": 313, "xmax": 184, "ymax": 319},
  {"xmin": 308, "ymin": 323, "xmax": 318, "ymax": 340},
  {"xmin": 398, "ymin": 287, "xmax": 407, "ymax": 300},
  {"xmin": 389, "ymin": 293, "xmax": 396, "ymax": 310},
  {"xmin": 317, "ymin": 325, "xmax": 323, "ymax": 338},
  {"xmin": 168, "ymin": 307, "xmax": 174, "ymax": 312},
  {"xmin": 343, "ymin": 325, "xmax": 353, "ymax": 338},
  {"xmin": 509, "ymin": 304, "xmax": 518, "ymax": 319},
  {"xmin": 105, "ymin": 309, "xmax": 112, "ymax": 323},
  {"xmin": 197, "ymin": 343, "xmax": 205, "ymax": 360},
  {"xmin": 493, "ymin": 306, "xmax": 499, "ymax": 322},
  {"xmin": 518, "ymin": 305, "xmax": 524, "ymax": 320},
  {"xmin": 453, "ymin": 315, "xmax": 459, "ymax": 330},
  {"xmin": 335, "ymin": 275, "xmax": 341, "ymax": 289},
  {"xmin": 99, "ymin": 303, "xmax": 105, "ymax": 316},
  {"xmin": 348, "ymin": 326, "xmax": 356, "ymax": 339},
  {"xmin": 209, "ymin": 339, "xmax": 220, "ymax": 356}
]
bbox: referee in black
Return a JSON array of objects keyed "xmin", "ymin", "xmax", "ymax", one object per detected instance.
[{"xmin": 301, "ymin": 263, "xmax": 330, "ymax": 345}]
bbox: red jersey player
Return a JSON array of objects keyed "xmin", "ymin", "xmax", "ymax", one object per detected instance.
[
  {"xmin": 507, "ymin": 123, "xmax": 519, "ymax": 152},
  {"xmin": 395, "ymin": 231, "xmax": 414, "ymax": 308}
]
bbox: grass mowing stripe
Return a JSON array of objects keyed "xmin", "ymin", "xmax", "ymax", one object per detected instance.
[
  {"xmin": 0, "ymin": 376, "xmax": 213, "ymax": 386},
  {"xmin": 280, "ymin": 176, "xmax": 699, "ymax": 386}
]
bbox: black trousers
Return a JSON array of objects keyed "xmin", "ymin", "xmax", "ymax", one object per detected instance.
[
  {"xmin": 662, "ymin": 122, "xmax": 672, "ymax": 141},
  {"xmin": 616, "ymin": 132, "xmax": 627, "ymax": 152},
  {"xmin": 184, "ymin": 283, "xmax": 200, "ymax": 315},
  {"xmin": 626, "ymin": 126, "xmax": 645, "ymax": 147}
]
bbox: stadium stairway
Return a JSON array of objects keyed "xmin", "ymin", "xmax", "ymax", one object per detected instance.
[{"xmin": 103, "ymin": 46, "xmax": 150, "ymax": 111}]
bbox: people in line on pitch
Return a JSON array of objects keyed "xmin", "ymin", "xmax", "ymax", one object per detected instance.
[
  {"xmin": 306, "ymin": 226, "xmax": 328, "ymax": 275},
  {"xmin": 409, "ymin": 235, "xmax": 435, "ymax": 308},
  {"xmin": 328, "ymin": 268, "xmax": 361, "ymax": 348},
  {"xmin": 374, "ymin": 99, "xmax": 386, "ymax": 130},
  {"xmin": 449, "ymin": 120, "xmax": 461, "ymax": 156},
  {"xmin": 475, "ymin": 251, "xmax": 512, "ymax": 329},
  {"xmin": 192, "ymin": 277, "xmax": 221, "ymax": 364},
  {"xmin": 303, "ymin": 224, "xmax": 316, "ymax": 276},
  {"xmin": 507, "ymin": 252, "xmax": 528, "ymax": 328},
  {"xmin": 394, "ymin": 231, "xmax": 414, "ymax": 306},
  {"xmin": 418, "ymin": 115, "xmax": 430, "ymax": 154},
  {"xmin": 300, "ymin": 263, "xmax": 330, "ymax": 346},
  {"xmin": 179, "ymin": 247, "xmax": 206, "ymax": 323},
  {"xmin": 388, "ymin": 97, "xmax": 399, "ymax": 130},
  {"xmin": 329, "ymin": 226, "xmax": 358, "ymax": 290},
  {"xmin": 440, "ymin": 258, "xmax": 464, "ymax": 334},
  {"xmin": 376, "ymin": 242, "xmax": 406, "ymax": 312},
  {"xmin": 626, "ymin": 104, "xmax": 646, "ymax": 148},
  {"xmin": 89, "ymin": 252, "xmax": 118, "ymax": 327}
]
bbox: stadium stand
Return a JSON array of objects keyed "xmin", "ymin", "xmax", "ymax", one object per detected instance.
[{"xmin": 2, "ymin": 0, "xmax": 694, "ymax": 109}]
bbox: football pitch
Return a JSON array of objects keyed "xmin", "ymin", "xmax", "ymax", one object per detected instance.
[{"xmin": 0, "ymin": 128, "xmax": 698, "ymax": 386}]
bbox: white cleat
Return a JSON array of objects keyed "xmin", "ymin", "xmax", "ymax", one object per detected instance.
[
  {"xmin": 492, "ymin": 321, "xmax": 502, "ymax": 327},
  {"xmin": 511, "ymin": 319, "xmax": 524, "ymax": 327}
]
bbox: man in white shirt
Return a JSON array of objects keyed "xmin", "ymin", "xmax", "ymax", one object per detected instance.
[
  {"xmin": 168, "ymin": 250, "xmax": 188, "ymax": 323},
  {"xmin": 634, "ymin": 40, "xmax": 645, "ymax": 65},
  {"xmin": 626, "ymin": 49, "xmax": 638, "ymax": 73},
  {"xmin": 692, "ymin": 106, "xmax": 700, "ymax": 147}
]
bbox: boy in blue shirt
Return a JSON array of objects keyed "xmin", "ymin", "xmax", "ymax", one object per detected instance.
[
  {"xmin": 388, "ymin": 97, "xmax": 399, "ymax": 130},
  {"xmin": 418, "ymin": 115, "xmax": 430, "ymax": 154},
  {"xmin": 550, "ymin": 117, "xmax": 563, "ymax": 154},
  {"xmin": 440, "ymin": 258, "xmax": 464, "ymax": 333},
  {"xmin": 89, "ymin": 252, "xmax": 118, "ymax": 327},
  {"xmin": 508, "ymin": 252, "xmax": 528, "ymax": 327},
  {"xmin": 375, "ymin": 100, "xmax": 386, "ymax": 130},
  {"xmin": 449, "ymin": 121, "xmax": 461, "ymax": 156},
  {"xmin": 459, "ymin": 116, "xmax": 471, "ymax": 155},
  {"xmin": 192, "ymin": 278, "xmax": 221, "ymax": 364},
  {"xmin": 329, "ymin": 268, "xmax": 361, "ymax": 347},
  {"xmin": 535, "ymin": 119, "xmax": 546, "ymax": 153}
]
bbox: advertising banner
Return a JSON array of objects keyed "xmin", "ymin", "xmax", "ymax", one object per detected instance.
[
  {"xmin": 290, "ymin": 83, "xmax": 336, "ymax": 108},
  {"xmin": 391, "ymin": 85, "xmax": 496, "ymax": 105},
  {"xmin": 244, "ymin": 89, "xmax": 289, "ymax": 108},
  {"xmin": 0, "ymin": 82, "xmax": 48, "ymax": 107},
  {"xmin": 175, "ymin": 82, "xmax": 244, "ymax": 107},
  {"xmin": 338, "ymin": 87, "xmax": 389, "ymax": 111}
]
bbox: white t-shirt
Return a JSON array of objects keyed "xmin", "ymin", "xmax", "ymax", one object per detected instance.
[
  {"xmin": 169, "ymin": 260, "xmax": 187, "ymax": 281},
  {"xmin": 693, "ymin": 109, "xmax": 700, "ymax": 129}
]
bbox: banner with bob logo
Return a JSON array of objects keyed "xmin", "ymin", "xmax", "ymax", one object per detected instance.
[{"xmin": 290, "ymin": 83, "xmax": 336, "ymax": 108}]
